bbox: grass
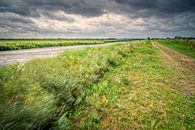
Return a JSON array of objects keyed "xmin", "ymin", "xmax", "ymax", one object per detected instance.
[
  {"xmin": 0, "ymin": 39, "xmax": 117, "ymax": 51},
  {"xmin": 0, "ymin": 41, "xmax": 134, "ymax": 129},
  {"xmin": 0, "ymin": 41, "xmax": 194, "ymax": 129},
  {"xmin": 158, "ymin": 39, "xmax": 195, "ymax": 58},
  {"xmin": 69, "ymin": 41, "xmax": 195, "ymax": 129}
]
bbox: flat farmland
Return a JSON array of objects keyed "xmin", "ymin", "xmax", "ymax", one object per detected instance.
[
  {"xmin": 0, "ymin": 39, "xmax": 116, "ymax": 51},
  {"xmin": 0, "ymin": 40, "xmax": 194, "ymax": 129},
  {"xmin": 1, "ymin": 0, "xmax": 195, "ymax": 129},
  {"xmin": 0, "ymin": 41, "xmax": 125, "ymax": 66}
]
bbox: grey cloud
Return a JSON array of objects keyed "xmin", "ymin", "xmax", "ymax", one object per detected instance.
[
  {"xmin": 41, "ymin": 11, "xmax": 75, "ymax": 22},
  {"xmin": 114, "ymin": 0, "xmax": 195, "ymax": 14},
  {"xmin": 0, "ymin": 0, "xmax": 195, "ymax": 18},
  {"xmin": 0, "ymin": 0, "xmax": 195, "ymax": 38},
  {"xmin": 0, "ymin": 0, "xmax": 106, "ymax": 17},
  {"xmin": 0, "ymin": 13, "xmax": 34, "ymax": 24},
  {"xmin": 106, "ymin": 0, "xmax": 195, "ymax": 22},
  {"xmin": 114, "ymin": 0, "xmax": 157, "ymax": 9},
  {"xmin": 0, "ymin": 0, "xmax": 195, "ymax": 19}
]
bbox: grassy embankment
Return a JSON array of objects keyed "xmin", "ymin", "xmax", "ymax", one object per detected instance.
[
  {"xmin": 0, "ymin": 41, "xmax": 194, "ymax": 129},
  {"xmin": 0, "ymin": 39, "xmax": 116, "ymax": 51},
  {"xmin": 158, "ymin": 39, "xmax": 195, "ymax": 58}
]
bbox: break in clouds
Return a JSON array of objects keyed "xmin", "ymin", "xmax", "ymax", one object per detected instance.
[{"xmin": 0, "ymin": 0, "xmax": 195, "ymax": 38}]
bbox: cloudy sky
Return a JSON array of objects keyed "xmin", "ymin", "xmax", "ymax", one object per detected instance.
[{"xmin": 0, "ymin": 0, "xmax": 195, "ymax": 38}]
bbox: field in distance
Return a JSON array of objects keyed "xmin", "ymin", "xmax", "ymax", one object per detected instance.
[{"xmin": 0, "ymin": 39, "xmax": 117, "ymax": 51}]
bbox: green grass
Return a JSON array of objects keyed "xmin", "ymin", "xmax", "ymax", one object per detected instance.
[
  {"xmin": 69, "ymin": 41, "xmax": 195, "ymax": 129},
  {"xmin": 0, "ymin": 41, "xmax": 134, "ymax": 129},
  {"xmin": 158, "ymin": 39, "xmax": 195, "ymax": 58},
  {"xmin": 0, "ymin": 41, "xmax": 194, "ymax": 129},
  {"xmin": 0, "ymin": 39, "xmax": 117, "ymax": 51}
]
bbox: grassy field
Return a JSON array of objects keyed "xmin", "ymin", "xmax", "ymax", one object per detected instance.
[
  {"xmin": 0, "ymin": 39, "xmax": 116, "ymax": 51},
  {"xmin": 0, "ymin": 41, "xmax": 194, "ymax": 129},
  {"xmin": 158, "ymin": 39, "xmax": 195, "ymax": 58}
]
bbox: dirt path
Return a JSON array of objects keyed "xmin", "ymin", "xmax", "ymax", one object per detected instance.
[
  {"xmin": 153, "ymin": 42, "xmax": 195, "ymax": 95},
  {"xmin": 153, "ymin": 42, "xmax": 195, "ymax": 72},
  {"xmin": 0, "ymin": 42, "xmax": 126, "ymax": 66}
]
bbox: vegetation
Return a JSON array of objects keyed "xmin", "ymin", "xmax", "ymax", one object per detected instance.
[
  {"xmin": 0, "ymin": 41, "xmax": 134, "ymax": 129},
  {"xmin": 0, "ymin": 41, "xmax": 194, "ymax": 129},
  {"xmin": 0, "ymin": 39, "xmax": 116, "ymax": 51},
  {"xmin": 158, "ymin": 39, "xmax": 195, "ymax": 58}
]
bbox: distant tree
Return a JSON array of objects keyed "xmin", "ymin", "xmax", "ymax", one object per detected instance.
[
  {"xmin": 147, "ymin": 37, "xmax": 150, "ymax": 40},
  {"xmin": 175, "ymin": 36, "xmax": 182, "ymax": 39}
]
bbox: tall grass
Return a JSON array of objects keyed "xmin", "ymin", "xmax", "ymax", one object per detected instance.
[
  {"xmin": 68, "ymin": 41, "xmax": 195, "ymax": 129},
  {"xmin": 0, "ymin": 42, "xmax": 134, "ymax": 129},
  {"xmin": 1, "ymin": 41, "xmax": 194, "ymax": 129}
]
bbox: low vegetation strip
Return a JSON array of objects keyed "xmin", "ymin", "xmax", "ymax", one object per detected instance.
[
  {"xmin": 0, "ymin": 41, "xmax": 194, "ymax": 129},
  {"xmin": 0, "ymin": 39, "xmax": 116, "ymax": 51},
  {"xmin": 158, "ymin": 39, "xmax": 195, "ymax": 58}
]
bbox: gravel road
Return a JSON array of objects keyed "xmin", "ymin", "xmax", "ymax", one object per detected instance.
[{"xmin": 0, "ymin": 42, "xmax": 126, "ymax": 66}]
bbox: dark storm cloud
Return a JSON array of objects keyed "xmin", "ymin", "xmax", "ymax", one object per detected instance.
[
  {"xmin": 114, "ymin": 0, "xmax": 157, "ymax": 9},
  {"xmin": 0, "ymin": 0, "xmax": 106, "ymax": 17},
  {"xmin": 1, "ymin": 0, "xmax": 195, "ymax": 18},
  {"xmin": 0, "ymin": 0, "xmax": 195, "ymax": 38},
  {"xmin": 0, "ymin": 13, "xmax": 34, "ymax": 24},
  {"xmin": 113, "ymin": 0, "xmax": 195, "ymax": 18}
]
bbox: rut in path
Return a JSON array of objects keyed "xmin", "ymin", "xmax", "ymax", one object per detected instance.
[
  {"xmin": 153, "ymin": 42, "xmax": 195, "ymax": 95},
  {"xmin": 153, "ymin": 42, "xmax": 195, "ymax": 72}
]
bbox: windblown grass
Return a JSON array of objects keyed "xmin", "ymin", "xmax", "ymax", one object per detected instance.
[
  {"xmin": 69, "ymin": 41, "xmax": 195, "ymax": 129},
  {"xmin": 0, "ymin": 41, "xmax": 194, "ymax": 129},
  {"xmin": 0, "ymin": 41, "xmax": 134, "ymax": 129}
]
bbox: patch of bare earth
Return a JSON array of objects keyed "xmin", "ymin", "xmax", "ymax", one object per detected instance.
[{"xmin": 153, "ymin": 42, "xmax": 195, "ymax": 95}]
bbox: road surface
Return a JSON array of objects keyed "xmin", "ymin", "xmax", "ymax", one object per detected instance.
[{"xmin": 0, "ymin": 42, "xmax": 126, "ymax": 66}]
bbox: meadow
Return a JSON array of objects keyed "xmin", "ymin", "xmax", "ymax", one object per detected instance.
[
  {"xmin": 0, "ymin": 40, "xmax": 194, "ymax": 129},
  {"xmin": 0, "ymin": 39, "xmax": 116, "ymax": 51}
]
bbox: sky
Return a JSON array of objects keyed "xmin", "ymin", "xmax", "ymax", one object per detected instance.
[{"xmin": 0, "ymin": 0, "xmax": 195, "ymax": 39}]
